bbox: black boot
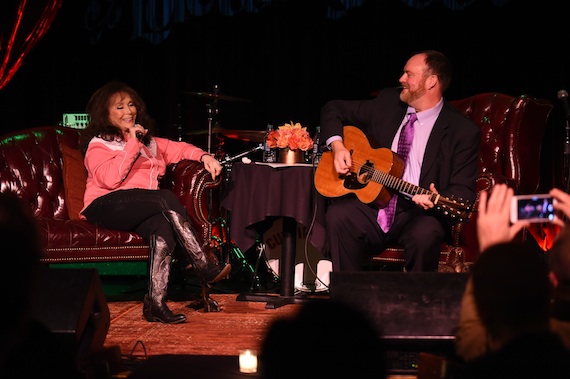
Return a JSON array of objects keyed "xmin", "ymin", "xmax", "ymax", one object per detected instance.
[
  {"xmin": 143, "ymin": 235, "xmax": 186, "ymax": 324},
  {"xmin": 163, "ymin": 210, "xmax": 231, "ymax": 285}
]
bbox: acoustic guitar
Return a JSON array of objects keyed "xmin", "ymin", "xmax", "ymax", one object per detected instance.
[{"xmin": 314, "ymin": 125, "xmax": 472, "ymax": 223}]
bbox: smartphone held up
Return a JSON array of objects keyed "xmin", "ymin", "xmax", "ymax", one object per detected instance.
[{"xmin": 510, "ymin": 194, "xmax": 556, "ymax": 224}]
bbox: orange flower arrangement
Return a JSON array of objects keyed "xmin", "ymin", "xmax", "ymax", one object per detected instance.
[{"xmin": 266, "ymin": 121, "xmax": 313, "ymax": 151}]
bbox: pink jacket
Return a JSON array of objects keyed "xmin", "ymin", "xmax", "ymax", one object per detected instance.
[{"xmin": 80, "ymin": 136, "xmax": 208, "ymax": 217}]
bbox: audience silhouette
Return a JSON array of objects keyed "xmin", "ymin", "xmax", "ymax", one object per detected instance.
[
  {"xmin": 0, "ymin": 191, "xmax": 85, "ymax": 378},
  {"xmin": 259, "ymin": 299, "xmax": 386, "ymax": 379},
  {"xmin": 457, "ymin": 184, "xmax": 570, "ymax": 361},
  {"xmin": 459, "ymin": 241, "xmax": 570, "ymax": 378}
]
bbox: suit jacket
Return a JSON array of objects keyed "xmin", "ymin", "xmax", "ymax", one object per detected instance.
[{"xmin": 320, "ymin": 87, "xmax": 481, "ymax": 214}]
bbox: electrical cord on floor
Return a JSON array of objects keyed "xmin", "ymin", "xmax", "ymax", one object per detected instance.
[
  {"xmin": 299, "ymin": 157, "xmax": 330, "ymax": 292},
  {"xmin": 123, "ymin": 340, "xmax": 148, "ymax": 364}
]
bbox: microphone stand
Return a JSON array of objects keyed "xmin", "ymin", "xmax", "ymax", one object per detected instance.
[
  {"xmin": 174, "ymin": 103, "xmax": 183, "ymax": 142},
  {"xmin": 214, "ymin": 145, "xmax": 265, "ymax": 289},
  {"xmin": 206, "ymin": 84, "xmax": 222, "ymax": 154},
  {"xmin": 219, "ymin": 144, "xmax": 263, "ymax": 166},
  {"xmin": 564, "ymin": 117, "xmax": 570, "ymax": 193},
  {"xmin": 206, "ymin": 85, "xmax": 220, "ymax": 219},
  {"xmin": 219, "ymin": 144, "xmax": 263, "ymax": 187}
]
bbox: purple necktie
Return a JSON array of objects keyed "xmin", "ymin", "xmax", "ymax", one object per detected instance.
[{"xmin": 378, "ymin": 112, "xmax": 417, "ymax": 233}]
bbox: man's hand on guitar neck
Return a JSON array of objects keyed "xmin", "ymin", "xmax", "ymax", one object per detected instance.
[
  {"xmin": 330, "ymin": 140, "xmax": 352, "ymax": 175},
  {"xmin": 413, "ymin": 183, "xmax": 438, "ymax": 210}
]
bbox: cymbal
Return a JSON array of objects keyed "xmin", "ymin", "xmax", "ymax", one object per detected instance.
[
  {"xmin": 186, "ymin": 127, "xmax": 265, "ymax": 142},
  {"xmin": 217, "ymin": 129, "xmax": 265, "ymax": 143},
  {"xmin": 185, "ymin": 128, "xmax": 211, "ymax": 136},
  {"xmin": 182, "ymin": 91, "xmax": 251, "ymax": 103}
]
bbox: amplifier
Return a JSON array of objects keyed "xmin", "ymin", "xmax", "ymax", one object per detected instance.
[{"xmin": 61, "ymin": 113, "xmax": 89, "ymax": 129}]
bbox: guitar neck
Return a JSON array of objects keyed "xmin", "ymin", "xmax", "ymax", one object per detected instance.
[{"xmin": 373, "ymin": 168, "xmax": 439, "ymax": 203}]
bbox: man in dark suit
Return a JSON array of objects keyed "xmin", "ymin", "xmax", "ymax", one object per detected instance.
[{"xmin": 319, "ymin": 49, "xmax": 480, "ymax": 272}]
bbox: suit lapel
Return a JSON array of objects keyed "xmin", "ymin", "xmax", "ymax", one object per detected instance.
[{"xmin": 420, "ymin": 105, "xmax": 449, "ymax": 182}]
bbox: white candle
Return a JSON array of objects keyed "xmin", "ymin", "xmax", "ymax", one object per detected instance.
[{"xmin": 239, "ymin": 349, "xmax": 258, "ymax": 373}]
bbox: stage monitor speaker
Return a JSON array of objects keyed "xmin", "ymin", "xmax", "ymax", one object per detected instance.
[
  {"xmin": 330, "ymin": 271, "xmax": 469, "ymax": 345},
  {"xmin": 29, "ymin": 268, "xmax": 111, "ymax": 363},
  {"xmin": 330, "ymin": 271, "xmax": 469, "ymax": 374}
]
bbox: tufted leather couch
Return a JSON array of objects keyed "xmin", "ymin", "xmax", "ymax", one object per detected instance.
[
  {"xmin": 0, "ymin": 126, "xmax": 221, "ymax": 265},
  {"xmin": 372, "ymin": 92, "xmax": 554, "ymax": 271}
]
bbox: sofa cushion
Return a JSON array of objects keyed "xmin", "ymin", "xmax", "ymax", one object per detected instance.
[
  {"xmin": 39, "ymin": 218, "xmax": 149, "ymax": 263},
  {"xmin": 60, "ymin": 143, "xmax": 87, "ymax": 220}
]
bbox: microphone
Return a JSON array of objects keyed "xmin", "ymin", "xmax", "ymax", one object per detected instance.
[
  {"xmin": 561, "ymin": 90, "xmax": 570, "ymax": 156},
  {"xmin": 135, "ymin": 131, "xmax": 143, "ymax": 140},
  {"xmin": 558, "ymin": 89, "xmax": 570, "ymax": 119}
]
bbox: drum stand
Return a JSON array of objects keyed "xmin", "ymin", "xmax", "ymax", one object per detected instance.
[
  {"xmin": 211, "ymin": 211, "xmax": 279, "ymax": 292},
  {"xmin": 211, "ymin": 145, "xmax": 267, "ymax": 289},
  {"xmin": 249, "ymin": 240, "xmax": 280, "ymax": 292},
  {"xmin": 205, "ymin": 84, "xmax": 221, "ymax": 154},
  {"xmin": 185, "ymin": 85, "xmax": 267, "ymax": 288},
  {"xmin": 210, "ymin": 215, "xmax": 255, "ymax": 283}
]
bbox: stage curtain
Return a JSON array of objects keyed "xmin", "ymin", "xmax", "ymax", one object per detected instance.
[{"xmin": 0, "ymin": 0, "xmax": 63, "ymax": 90}]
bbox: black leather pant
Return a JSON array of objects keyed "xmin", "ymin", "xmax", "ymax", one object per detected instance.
[{"xmin": 82, "ymin": 188, "xmax": 187, "ymax": 253}]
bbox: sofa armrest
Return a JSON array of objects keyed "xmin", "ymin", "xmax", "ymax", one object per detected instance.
[
  {"xmin": 162, "ymin": 160, "xmax": 222, "ymax": 245},
  {"xmin": 452, "ymin": 172, "xmax": 516, "ymax": 263},
  {"xmin": 475, "ymin": 172, "xmax": 516, "ymax": 195}
]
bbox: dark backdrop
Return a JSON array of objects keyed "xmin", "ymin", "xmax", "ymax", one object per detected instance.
[{"xmin": 0, "ymin": 0, "xmax": 567, "ymax": 189}]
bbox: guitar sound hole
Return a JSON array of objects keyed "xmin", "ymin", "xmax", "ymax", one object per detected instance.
[
  {"xmin": 343, "ymin": 172, "xmax": 367, "ymax": 190},
  {"xmin": 356, "ymin": 161, "xmax": 374, "ymax": 184}
]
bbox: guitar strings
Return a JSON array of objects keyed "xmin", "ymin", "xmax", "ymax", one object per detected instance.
[
  {"xmin": 348, "ymin": 158, "xmax": 472, "ymax": 221},
  {"xmin": 349, "ymin": 159, "xmax": 433, "ymax": 197}
]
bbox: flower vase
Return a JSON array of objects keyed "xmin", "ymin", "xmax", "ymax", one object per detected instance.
[{"xmin": 278, "ymin": 148, "xmax": 304, "ymax": 164}]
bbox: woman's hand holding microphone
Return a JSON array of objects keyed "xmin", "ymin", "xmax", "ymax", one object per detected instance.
[{"xmin": 130, "ymin": 124, "xmax": 147, "ymax": 141}]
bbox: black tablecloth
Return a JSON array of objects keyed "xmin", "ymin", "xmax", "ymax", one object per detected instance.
[{"xmin": 221, "ymin": 162, "xmax": 326, "ymax": 255}]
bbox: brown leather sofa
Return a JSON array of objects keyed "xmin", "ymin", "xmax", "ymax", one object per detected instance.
[{"xmin": 0, "ymin": 126, "xmax": 221, "ymax": 266}]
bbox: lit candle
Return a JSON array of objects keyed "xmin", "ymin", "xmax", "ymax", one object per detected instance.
[{"xmin": 239, "ymin": 349, "xmax": 258, "ymax": 373}]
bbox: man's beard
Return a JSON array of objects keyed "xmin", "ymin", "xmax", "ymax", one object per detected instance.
[{"xmin": 400, "ymin": 86, "xmax": 426, "ymax": 104}]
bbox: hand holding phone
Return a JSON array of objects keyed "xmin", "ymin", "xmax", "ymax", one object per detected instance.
[{"xmin": 510, "ymin": 194, "xmax": 556, "ymax": 224}]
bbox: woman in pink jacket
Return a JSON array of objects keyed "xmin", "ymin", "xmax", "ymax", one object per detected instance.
[{"xmin": 79, "ymin": 81, "xmax": 231, "ymax": 324}]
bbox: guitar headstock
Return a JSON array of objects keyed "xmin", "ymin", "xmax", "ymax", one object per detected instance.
[{"xmin": 435, "ymin": 196, "xmax": 473, "ymax": 223}]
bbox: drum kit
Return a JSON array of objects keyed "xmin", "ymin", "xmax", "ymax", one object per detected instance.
[
  {"xmin": 182, "ymin": 83, "xmax": 270, "ymax": 167},
  {"xmin": 182, "ymin": 89, "xmax": 252, "ymax": 104},
  {"xmin": 183, "ymin": 85, "xmax": 276, "ymax": 290},
  {"xmin": 186, "ymin": 126, "xmax": 265, "ymax": 143},
  {"xmin": 182, "ymin": 85, "xmax": 264, "ymax": 162}
]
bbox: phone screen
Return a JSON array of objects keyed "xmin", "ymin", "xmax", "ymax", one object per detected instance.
[{"xmin": 517, "ymin": 196, "xmax": 555, "ymax": 222}]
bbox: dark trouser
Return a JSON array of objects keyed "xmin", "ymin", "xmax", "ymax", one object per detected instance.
[
  {"xmin": 82, "ymin": 188, "xmax": 188, "ymax": 253},
  {"xmin": 325, "ymin": 196, "xmax": 446, "ymax": 272}
]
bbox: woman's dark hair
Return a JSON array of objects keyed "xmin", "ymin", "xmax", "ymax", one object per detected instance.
[{"xmin": 79, "ymin": 81, "xmax": 156, "ymax": 154}]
